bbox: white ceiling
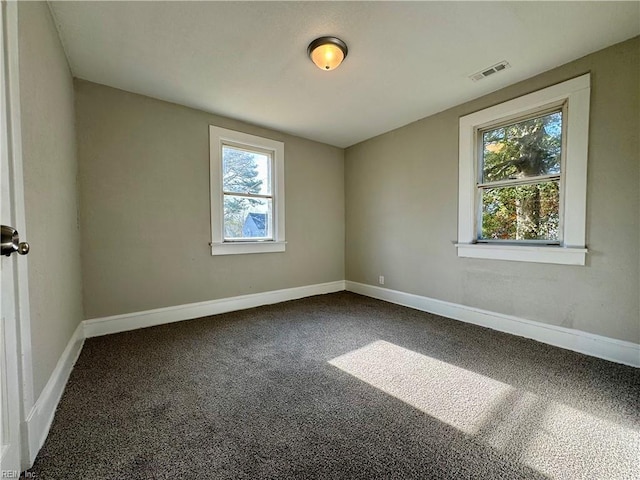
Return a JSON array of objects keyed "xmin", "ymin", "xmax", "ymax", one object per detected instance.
[{"xmin": 49, "ymin": 1, "xmax": 640, "ymax": 148}]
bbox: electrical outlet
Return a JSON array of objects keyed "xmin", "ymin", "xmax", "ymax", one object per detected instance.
[{"xmin": 378, "ymin": 275, "xmax": 384, "ymax": 285}]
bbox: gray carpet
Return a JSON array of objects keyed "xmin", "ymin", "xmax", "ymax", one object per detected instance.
[{"xmin": 24, "ymin": 292, "xmax": 639, "ymax": 479}]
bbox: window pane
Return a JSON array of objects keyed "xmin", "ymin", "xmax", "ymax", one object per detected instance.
[
  {"xmin": 223, "ymin": 195, "xmax": 273, "ymax": 240},
  {"xmin": 222, "ymin": 146, "xmax": 272, "ymax": 195},
  {"xmin": 481, "ymin": 181, "xmax": 560, "ymax": 241},
  {"xmin": 481, "ymin": 111, "xmax": 562, "ymax": 183}
]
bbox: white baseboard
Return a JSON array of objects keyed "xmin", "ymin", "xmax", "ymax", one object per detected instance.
[
  {"xmin": 25, "ymin": 322, "xmax": 85, "ymax": 465},
  {"xmin": 83, "ymin": 280, "xmax": 346, "ymax": 338},
  {"xmin": 346, "ymin": 281, "xmax": 640, "ymax": 368},
  {"xmin": 24, "ymin": 280, "xmax": 345, "ymax": 466},
  {"xmin": 24, "ymin": 278, "xmax": 637, "ymax": 470}
]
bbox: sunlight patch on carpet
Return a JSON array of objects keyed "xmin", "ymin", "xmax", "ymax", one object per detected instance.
[
  {"xmin": 329, "ymin": 340, "xmax": 512, "ymax": 434},
  {"xmin": 329, "ymin": 340, "xmax": 639, "ymax": 479}
]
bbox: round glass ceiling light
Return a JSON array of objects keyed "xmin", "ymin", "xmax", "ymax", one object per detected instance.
[{"xmin": 307, "ymin": 36, "xmax": 348, "ymax": 71}]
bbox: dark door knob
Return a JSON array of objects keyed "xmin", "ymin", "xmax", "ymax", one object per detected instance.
[{"xmin": 1, "ymin": 225, "xmax": 29, "ymax": 257}]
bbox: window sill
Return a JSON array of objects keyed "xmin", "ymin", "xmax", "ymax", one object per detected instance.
[
  {"xmin": 455, "ymin": 243, "xmax": 587, "ymax": 266},
  {"xmin": 211, "ymin": 241, "xmax": 286, "ymax": 256}
]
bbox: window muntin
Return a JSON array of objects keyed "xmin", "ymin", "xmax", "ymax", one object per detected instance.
[
  {"xmin": 476, "ymin": 108, "xmax": 564, "ymax": 243},
  {"xmin": 221, "ymin": 144, "xmax": 274, "ymax": 241}
]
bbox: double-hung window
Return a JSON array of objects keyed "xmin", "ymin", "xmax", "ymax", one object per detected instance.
[
  {"xmin": 210, "ymin": 126, "xmax": 285, "ymax": 255},
  {"xmin": 457, "ymin": 74, "xmax": 590, "ymax": 265},
  {"xmin": 478, "ymin": 107, "xmax": 563, "ymax": 243}
]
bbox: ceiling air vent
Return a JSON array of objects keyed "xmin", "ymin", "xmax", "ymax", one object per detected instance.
[{"xmin": 470, "ymin": 61, "xmax": 511, "ymax": 82}]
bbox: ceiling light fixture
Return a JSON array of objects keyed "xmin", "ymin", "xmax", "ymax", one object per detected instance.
[{"xmin": 307, "ymin": 36, "xmax": 348, "ymax": 71}]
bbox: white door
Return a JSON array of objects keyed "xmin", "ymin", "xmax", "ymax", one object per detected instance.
[{"xmin": 0, "ymin": 0, "xmax": 24, "ymax": 475}]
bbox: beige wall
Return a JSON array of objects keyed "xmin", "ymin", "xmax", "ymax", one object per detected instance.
[
  {"xmin": 75, "ymin": 80, "xmax": 345, "ymax": 319},
  {"xmin": 345, "ymin": 37, "xmax": 639, "ymax": 344},
  {"xmin": 15, "ymin": 8, "xmax": 636, "ymax": 387},
  {"xmin": 18, "ymin": 2, "xmax": 84, "ymax": 398}
]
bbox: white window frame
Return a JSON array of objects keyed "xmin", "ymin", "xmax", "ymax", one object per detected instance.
[
  {"xmin": 456, "ymin": 74, "xmax": 590, "ymax": 266},
  {"xmin": 210, "ymin": 125, "xmax": 285, "ymax": 255}
]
